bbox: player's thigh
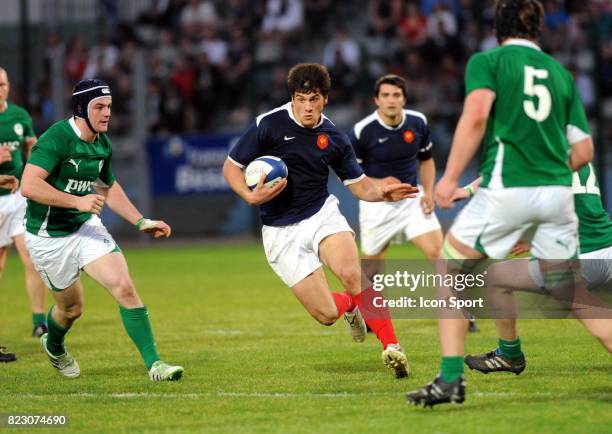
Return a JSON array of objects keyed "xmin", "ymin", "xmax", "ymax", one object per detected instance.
[
  {"xmin": 410, "ymin": 228, "xmax": 443, "ymax": 260},
  {"xmin": 290, "ymin": 266, "xmax": 337, "ymax": 323},
  {"xmin": 489, "ymin": 258, "xmax": 544, "ymax": 292},
  {"xmin": 83, "ymin": 251, "xmax": 134, "ymax": 292},
  {"xmin": 318, "ymin": 231, "xmax": 365, "ymax": 291},
  {"xmin": 529, "ymin": 186, "xmax": 577, "ymax": 259}
]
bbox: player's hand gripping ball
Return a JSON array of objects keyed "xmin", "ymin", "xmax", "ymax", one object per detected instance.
[{"xmin": 244, "ymin": 156, "xmax": 289, "ymax": 189}]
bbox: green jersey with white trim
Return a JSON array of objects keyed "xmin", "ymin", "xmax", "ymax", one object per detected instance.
[
  {"xmin": 25, "ymin": 118, "xmax": 115, "ymax": 237},
  {"xmin": 0, "ymin": 103, "xmax": 35, "ymax": 195},
  {"xmin": 572, "ymin": 163, "xmax": 612, "ymax": 254},
  {"xmin": 465, "ymin": 39, "xmax": 590, "ymax": 188}
]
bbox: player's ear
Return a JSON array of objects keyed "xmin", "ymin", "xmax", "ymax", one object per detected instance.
[{"xmin": 323, "ymin": 95, "xmax": 328, "ymax": 105}]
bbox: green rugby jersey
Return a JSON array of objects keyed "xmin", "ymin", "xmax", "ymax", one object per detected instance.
[
  {"xmin": 572, "ymin": 163, "xmax": 612, "ymax": 254},
  {"xmin": 0, "ymin": 102, "xmax": 35, "ymax": 195},
  {"xmin": 465, "ymin": 39, "xmax": 591, "ymax": 188},
  {"xmin": 25, "ymin": 118, "xmax": 115, "ymax": 237}
]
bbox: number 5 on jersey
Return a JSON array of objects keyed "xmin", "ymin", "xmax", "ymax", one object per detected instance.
[{"xmin": 523, "ymin": 65, "xmax": 551, "ymax": 122}]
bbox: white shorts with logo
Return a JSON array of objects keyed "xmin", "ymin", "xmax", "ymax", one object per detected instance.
[
  {"xmin": 262, "ymin": 195, "xmax": 353, "ymax": 287},
  {"xmin": 0, "ymin": 191, "xmax": 26, "ymax": 247},
  {"xmin": 25, "ymin": 215, "xmax": 119, "ymax": 291},
  {"xmin": 359, "ymin": 186, "xmax": 441, "ymax": 256},
  {"xmin": 450, "ymin": 186, "xmax": 578, "ymax": 260}
]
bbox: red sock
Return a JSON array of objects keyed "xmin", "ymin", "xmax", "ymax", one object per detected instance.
[
  {"xmin": 332, "ymin": 291, "xmax": 356, "ymax": 319},
  {"xmin": 354, "ymin": 285, "xmax": 398, "ymax": 349}
]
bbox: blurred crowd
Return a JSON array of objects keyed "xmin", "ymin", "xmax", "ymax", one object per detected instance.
[{"xmin": 28, "ymin": 0, "xmax": 612, "ymax": 153}]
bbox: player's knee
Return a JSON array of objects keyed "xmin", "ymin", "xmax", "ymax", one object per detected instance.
[
  {"xmin": 335, "ymin": 265, "xmax": 361, "ymax": 291},
  {"xmin": 61, "ymin": 303, "xmax": 83, "ymax": 322},
  {"xmin": 114, "ymin": 278, "xmax": 138, "ymax": 303},
  {"xmin": 422, "ymin": 244, "xmax": 442, "ymax": 261}
]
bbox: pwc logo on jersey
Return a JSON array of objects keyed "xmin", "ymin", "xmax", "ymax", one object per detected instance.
[
  {"xmin": 403, "ymin": 130, "xmax": 415, "ymax": 143},
  {"xmin": 64, "ymin": 179, "xmax": 94, "ymax": 193},
  {"xmin": 316, "ymin": 134, "xmax": 329, "ymax": 150}
]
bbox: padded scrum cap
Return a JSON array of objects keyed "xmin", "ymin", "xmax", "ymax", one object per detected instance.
[{"xmin": 71, "ymin": 79, "xmax": 112, "ymax": 133}]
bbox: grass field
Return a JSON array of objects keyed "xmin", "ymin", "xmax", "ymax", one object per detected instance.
[{"xmin": 1, "ymin": 243, "xmax": 611, "ymax": 433}]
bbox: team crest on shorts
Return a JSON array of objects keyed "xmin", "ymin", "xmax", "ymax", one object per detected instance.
[
  {"xmin": 316, "ymin": 134, "xmax": 328, "ymax": 150},
  {"xmin": 13, "ymin": 123, "xmax": 23, "ymax": 136},
  {"xmin": 403, "ymin": 130, "xmax": 414, "ymax": 143}
]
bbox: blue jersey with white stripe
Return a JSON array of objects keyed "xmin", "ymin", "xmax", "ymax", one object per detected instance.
[
  {"xmin": 348, "ymin": 109, "xmax": 432, "ymax": 185},
  {"xmin": 229, "ymin": 102, "xmax": 364, "ymax": 226}
]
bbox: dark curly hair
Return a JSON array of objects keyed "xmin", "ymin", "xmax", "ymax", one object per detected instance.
[
  {"xmin": 287, "ymin": 63, "xmax": 331, "ymax": 97},
  {"xmin": 495, "ymin": 0, "xmax": 544, "ymax": 43}
]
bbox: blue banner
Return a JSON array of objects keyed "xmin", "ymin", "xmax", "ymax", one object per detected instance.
[{"xmin": 147, "ymin": 133, "xmax": 239, "ymax": 196}]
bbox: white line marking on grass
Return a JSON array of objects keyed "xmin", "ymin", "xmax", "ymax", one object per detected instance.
[{"xmin": 18, "ymin": 391, "xmax": 609, "ymax": 400}]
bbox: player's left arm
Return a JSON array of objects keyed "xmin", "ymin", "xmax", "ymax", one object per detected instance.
[
  {"xmin": 96, "ymin": 181, "xmax": 171, "ymax": 238},
  {"xmin": 348, "ymin": 176, "xmax": 419, "ymax": 202},
  {"xmin": 24, "ymin": 136, "xmax": 37, "ymax": 158},
  {"xmin": 434, "ymin": 89, "xmax": 495, "ymax": 208},
  {"xmin": 336, "ymin": 134, "xmax": 418, "ymax": 201},
  {"xmin": 418, "ymin": 157, "xmax": 435, "ymax": 214}
]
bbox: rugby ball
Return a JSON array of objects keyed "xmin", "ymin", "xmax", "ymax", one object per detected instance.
[{"xmin": 244, "ymin": 156, "xmax": 288, "ymax": 189}]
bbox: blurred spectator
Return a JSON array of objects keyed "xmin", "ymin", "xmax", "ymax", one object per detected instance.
[
  {"xmin": 323, "ymin": 29, "xmax": 360, "ymax": 70},
  {"xmin": 261, "ymin": 0, "xmax": 304, "ymax": 34},
  {"xmin": 170, "ymin": 55, "xmax": 197, "ymax": 101},
  {"xmin": 544, "ymin": 0, "xmax": 569, "ymax": 30},
  {"xmin": 180, "ymin": 0, "xmax": 218, "ymax": 29},
  {"xmin": 82, "ymin": 37, "xmax": 120, "ymax": 79},
  {"xmin": 199, "ymin": 27, "xmax": 229, "ymax": 66},
  {"xmin": 159, "ymin": 82, "xmax": 187, "ymax": 133},
  {"xmin": 328, "ymin": 50, "xmax": 359, "ymax": 104},
  {"xmin": 367, "ymin": 0, "xmax": 402, "ymax": 39},
  {"xmin": 304, "ymin": 0, "xmax": 333, "ymax": 35},
  {"xmin": 64, "ymin": 37, "xmax": 88, "ymax": 83},
  {"xmin": 426, "ymin": 3, "xmax": 458, "ymax": 37},
  {"xmin": 399, "ymin": 2, "xmax": 428, "ymax": 47},
  {"xmin": 192, "ymin": 52, "xmax": 219, "ymax": 129}
]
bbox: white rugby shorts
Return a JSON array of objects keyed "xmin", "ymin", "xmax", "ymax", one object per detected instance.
[
  {"xmin": 262, "ymin": 195, "xmax": 353, "ymax": 287},
  {"xmin": 25, "ymin": 215, "xmax": 119, "ymax": 290},
  {"xmin": 450, "ymin": 186, "xmax": 578, "ymax": 260},
  {"xmin": 359, "ymin": 186, "xmax": 441, "ymax": 256},
  {"xmin": 0, "ymin": 190, "xmax": 26, "ymax": 247}
]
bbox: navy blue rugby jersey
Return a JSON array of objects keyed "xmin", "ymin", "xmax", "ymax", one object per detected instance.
[
  {"xmin": 348, "ymin": 109, "xmax": 432, "ymax": 185},
  {"xmin": 228, "ymin": 102, "xmax": 364, "ymax": 226}
]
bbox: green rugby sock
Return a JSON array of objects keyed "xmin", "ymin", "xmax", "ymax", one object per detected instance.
[
  {"xmin": 440, "ymin": 356, "xmax": 464, "ymax": 382},
  {"xmin": 33, "ymin": 312, "xmax": 46, "ymax": 327},
  {"xmin": 46, "ymin": 307, "xmax": 70, "ymax": 357},
  {"xmin": 499, "ymin": 337, "xmax": 523, "ymax": 360},
  {"xmin": 120, "ymin": 306, "xmax": 160, "ymax": 370}
]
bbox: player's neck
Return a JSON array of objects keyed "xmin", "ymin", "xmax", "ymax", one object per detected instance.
[
  {"xmin": 0, "ymin": 101, "xmax": 7, "ymax": 113},
  {"xmin": 378, "ymin": 110, "xmax": 402, "ymax": 127},
  {"xmin": 73, "ymin": 117, "xmax": 98, "ymax": 142}
]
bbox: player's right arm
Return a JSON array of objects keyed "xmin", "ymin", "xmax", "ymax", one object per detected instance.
[
  {"xmin": 224, "ymin": 119, "xmax": 287, "ymax": 205},
  {"xmin": 566, "ymin": 72, "xmax": 593, "ymax": 171},
  {"xmin": 21, "ymin": 164, "xmax": 105, "ymax": 214},
  {"xmin": 223, "ymin": 159, "xmax": 286, "ymax": 205}
]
